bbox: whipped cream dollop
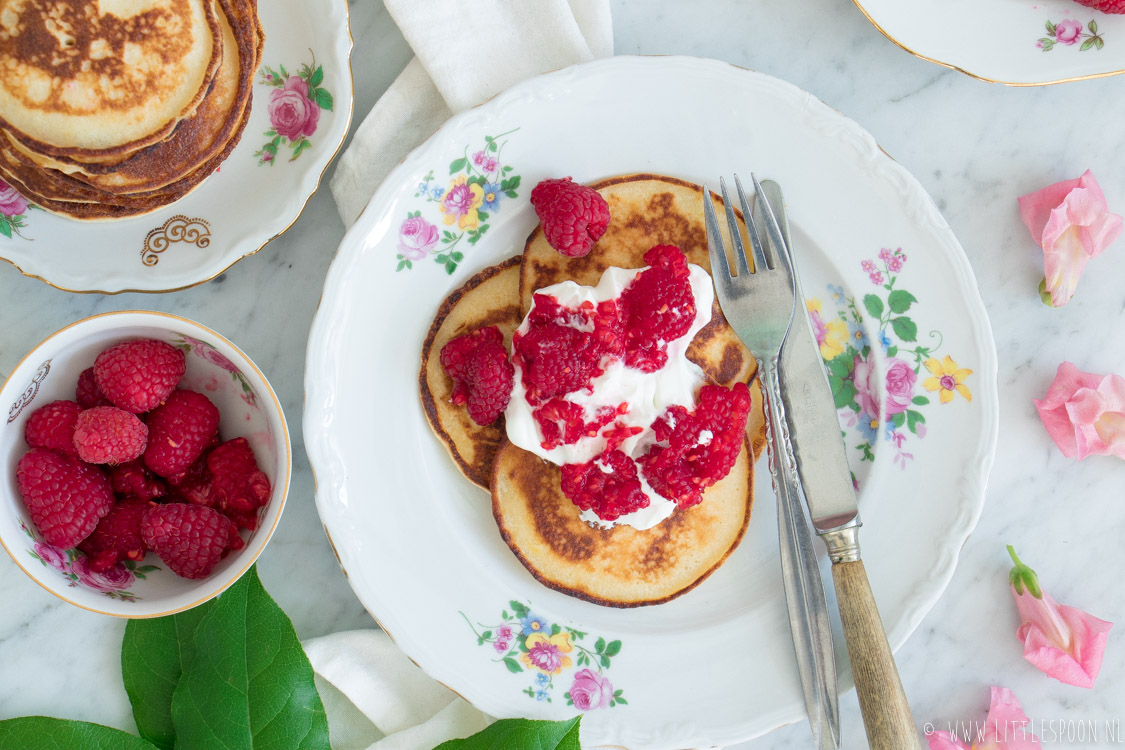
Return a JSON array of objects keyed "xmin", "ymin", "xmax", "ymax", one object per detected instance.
[{"xmin": 504, "ymin": 263, "xmax": 714, "ymax": 530}]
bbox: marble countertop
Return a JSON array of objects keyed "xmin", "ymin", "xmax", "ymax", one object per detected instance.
[{"xmin": 2, "ymin": 1, "xmax": 1124, "ymax": 748}]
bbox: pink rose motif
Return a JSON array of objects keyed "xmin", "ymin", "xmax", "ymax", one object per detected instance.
[
  {"xmin": 853, "ymin": 355, "xmax": 881, "ymax": 420},
  {"xmin": 1008, "ymin": 546, "xmax": 1112, "ymax": 689},
  {"xmin": 269, "ymin": 76, "xmax": 320, "ymax": 141},
  {"xmin": 1054, "ymin": 19, "xmax": 1083, "ymax": 45},
  {"xmin": 568, "ymin": 669, "xmax": 613, "ymax": 712},
  {"xmin": 0, "ymin": 179, "xmax": 27, "ymax": 217},
  {"xmin": 1018, "ymin": 170, "xmax": 1123, "ymax": 307},
  {"xmin": 34, "ymin": 542, "xmax": 69, "ymax": 572},
  {"xmin": 398, "ymin": 216, "xmax": 440, "ymax": 261},
  {"xmin": 883, "ymin": 358, "xmax": 917, "ymax": 416},
  {"xmin": 181, "ymin": 336, "xmax": 239, "ymax": 373},
  {"xmin": 72, "ymin": 556, "xmax": 134, "ymax": 592},
  {"xmin": 925, "ymin": 686, "xmax": 1041, "ymax": 749},
  {"xmin": 1033, "ymin": 362, "xmax": 1125, "ymax": 460}
]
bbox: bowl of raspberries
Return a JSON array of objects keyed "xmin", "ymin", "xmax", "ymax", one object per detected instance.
[{"xmin": 0, "ymin": 311, "xmax": 290, "ymax": 617}]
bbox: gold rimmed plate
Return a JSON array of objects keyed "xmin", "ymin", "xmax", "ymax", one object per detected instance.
[{"xmin": 855, "ymin": 0, "xmax": 1125, "ymax": 85}]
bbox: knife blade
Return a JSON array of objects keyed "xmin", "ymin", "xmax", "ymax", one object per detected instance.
[
  {"xmin": 768, "ymin": 181, "xmax": 861, "ymax": 534},
  {"xmin": 755, "ymin": 181, "xmax": 840, "ymax": 749}
]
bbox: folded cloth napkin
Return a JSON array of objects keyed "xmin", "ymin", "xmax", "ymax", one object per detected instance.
[
  {"xmin": 303, "ymin": 630, "xmax": 489, "ymax": 750},
  {"xmin": 329, "ymin": 0, "xmax": 613, "ymax": 227}
]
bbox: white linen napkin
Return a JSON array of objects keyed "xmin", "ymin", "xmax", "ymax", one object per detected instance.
[{"xmin": 329, "ymin": 0, "xmax": 614, "ymax": 227}]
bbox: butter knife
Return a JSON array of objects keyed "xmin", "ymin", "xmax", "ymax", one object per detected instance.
[
  {"xmin": 770, "ymin": 179, "xmax": 924, "ymax": 750},
  {"xmin": 754, "ymin": 182, "xmax": 839, "ymax": 750}
]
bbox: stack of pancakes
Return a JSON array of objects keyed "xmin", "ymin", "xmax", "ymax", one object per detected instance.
[
  {"xmin": 420, "ymin": 175, "xmax": 768, "ymax": 607},
  {"xmin": 0, "ymin": 0, "xmax": 263, "ymax": 221}
]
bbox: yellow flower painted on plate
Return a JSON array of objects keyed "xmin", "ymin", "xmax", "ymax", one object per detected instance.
[
  {"xmin": 439, "ymin": 175, "xmax": 485, "ymax": 230},
  {"xmin": 520, "ymin": 631, "xmax": 574, "ymax": 675},
  {"xmin": 923, "ymin": 355, "xmax": 973, "ymax": 404},
  {"xmin": 806, "ymin": 298, "xmax": 849, "ymax": 360}
]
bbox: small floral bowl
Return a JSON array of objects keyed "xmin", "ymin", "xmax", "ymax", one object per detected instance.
[{"xmin": 0, "ymin": 311, "xmax": 291, "ymax": 617}]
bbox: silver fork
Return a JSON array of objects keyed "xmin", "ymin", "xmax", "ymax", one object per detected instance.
[{"xmin": 704, "ymin": 175, "xmax": 838, "ymax": 750}]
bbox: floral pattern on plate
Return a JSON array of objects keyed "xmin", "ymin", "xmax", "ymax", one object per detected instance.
[
  {"xmin": 1038, "ymin": 19, "xmax": 1106, "ymax": 52},
  {"xmin": 461, "ymin": 600, "xmax": 627, "ymax": 710},
  {"xmin": 0, "ymin": 179, "xmax": 34, "ymax": 240},
  {"xmin": 171, "ymin": 335, "xmax": 259, "ymax": 408},
  {"xmin": 255, "ymin": 55, "xmax": 335, "ymax": 166},
  {"xmin": 810, "ymin": 248, "xmax": 972, "ymax": 475},
  {"xmin": 396, "ymin": 129, "xmax": 522, "ymax": 274},
  {"xmin": 22, "ymin": 521, "xmax": 159, "ymax": 602}
]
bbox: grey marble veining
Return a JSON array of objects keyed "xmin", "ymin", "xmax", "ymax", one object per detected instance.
[{"xmin": 2, "ymin": 0, "xmax": 1124, "ymax": 748}]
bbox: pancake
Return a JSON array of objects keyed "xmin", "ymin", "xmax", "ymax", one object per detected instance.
[
  {"xmin": 491, "ymin": 433, "xmax": 757, "ymax": 607},
  {"xmin": 0, "ymin": 0, "xmax": 223, "ymax": 158},
  {"xmin": 420, "ymin": 257, "xmax": 524, "ymax": 488},
  {"xmin": 0, "ymin": 0, "xmax": 262, "ymax": 220},
  {"xmin": 520, "ymin": 174, "xmax": 757, "ymax": 389},
  {"xmin": 0, "ymin": 0, "xmax": 258, "ymax": 194}
]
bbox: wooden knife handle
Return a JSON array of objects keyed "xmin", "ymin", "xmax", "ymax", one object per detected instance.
[{"xmin": 831, "ymin": 559, "xmax": 923, "ymax": 750}]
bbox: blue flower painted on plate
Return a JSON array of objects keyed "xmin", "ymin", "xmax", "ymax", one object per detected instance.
[{"xmin": 521, "ymin": 613, "xmax": 549, "ymax": 636}]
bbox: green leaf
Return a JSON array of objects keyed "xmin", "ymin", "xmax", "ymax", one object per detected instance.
[
  {"xmin": 0, "ymin": 718, "xmax": 158, "ymax": 749},
  {"xmin": 906, "ymin": 410, "xmax": 926, "ymax": 433},
  {"xmin": 600, "ymin": 655, "xmax": 610, "ymax": 669},
  {"xmin": 435, "ymin": 717, "xmax": 581, "ymax": 750},
  {"xmin": 595, "ymin": 637, "xmax": 606, "ymax": 653},
  {"xmin": 550, "ymin": 623, "xmax": 561, "ymax": 636},
  {"xmin": 604, "ymin": 640, "xmax": 622, "ymax": 657},
  {"xmin": 1039, "ymin": 38, "xmax": 1055, "ymax": 51},
  {"xmin": 450, "ymin": 251, "xmax": 464, "ymax": 262},
  {"xmin": 509, "ymin": 601, "xmax": 529, "ymax": 618},
  {"xmin": 890, "ymin": 412, "xmax": 906, "ymax": 429},
  {"xmin": 890, "ymin": 316, "xmax": 917, "ymax": 342},
  {"xmin": 450, "ymin": 157, "xmax": 468, "ymax": 174},
  {"xmin": 435, "ymin": 253, "xmax": 450, "ymax": 264},
  {"xmin": 833, "ymin": 382, "xmax": 857, "ymax": 410},
  {"xmin": 1046, "ymin": 20, "xmax": 1056, "ymax": 34},
  {"xmin": 912, "ymin": 395, "xmax": 929, "ymax": 405},
  {"xmin": 501, "ymin": 175, "xmax": 522, "ymax": 192},
  {"xmin": 1090, "ymin": 19, "xmax": 1099, "ymax": 33},
  {"xmin": 122, "ymin": 604, "xmax": 210, "ymax": 749},
  {"xmin": 503, "ymin": 657, "xmax": 523, "ymax": 674},
  {"xmin": 477, "ymin": 211, "xmax": 489, "ymax": 222},
  {"xmin": 0, "ymin": 219, "xmax": 11, "ymax": 239},
  {"xmin": 505, "ymin": 190, "xmax": 519, "ymax": 199},
  {"xmin": 615, "ymin": 696, "xmax": 628, "ymax": 705},
  {"xmin": 1080, "ymin": 37, "xmax": 1095, "ymax": 51},
  {"xmin": 446, "ymin": 261, "xmax": 458, "ymax": 275},
  {"xmin": 827, "ymin": 355, "xmax": 852, "ymax": 379},
  {"xmin": 1095, "ymin": 36, "xmax": 1105, "ymax": 50},
  {"xmin": 310, "ymin": 65, "xmax": 324, "ymax": 87},
  {"xmin": 279, "ymin": 64, "xmax": 289, "ymax": 79},
  {"xmin": 397, "ymin": 260, "xmax": 407, "ymax": 272},
  {"xmin": 887, "ymin": 289, "xmax": 917, "ymax": 314},
  {"xmin": 886, "ymin": 345, "xmax": 898, "ymax": 357},
  {"xmin": 168, "ymin": 567, "xmax": 330, "ymax": 750},
  {"xmin": 863, "ymin": 294, "xmax": 884, "ymax": 318},
  {"xmin": 488, "ymin": 141, "xmax": 497, "ymax": 152}
]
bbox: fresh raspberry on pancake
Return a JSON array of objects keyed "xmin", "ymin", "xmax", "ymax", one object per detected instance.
[
  {"xmin": 440, "ymin": 326, "xmax": 514, "ymax": 425},
  {"xmin": 530, "ymin": 177, "xmax": 611, "ymax": 258}
]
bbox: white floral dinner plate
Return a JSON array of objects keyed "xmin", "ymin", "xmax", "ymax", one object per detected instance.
[
  {"xmin": 0, "ymin": 0, "xmax": 352, "ymax": 294},
  {"xmin": 304, "ymin": 57, "xmax": 999, "ymax": 749},
  {"xmin": 855, "ymin": 0, "xmax": 1125, "ymax": 85}
]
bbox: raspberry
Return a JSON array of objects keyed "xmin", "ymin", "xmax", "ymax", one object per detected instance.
[
  {"xmin": 207, "ymin": 438, "xmax": 271, "ymax": 528},
  {"xmin": 73, "ymin": 406, "xmax": 148, "ymax": 464},
  {"xmin": 141, "ymin": 503, "xmax": 243, "ymax": 579},
  {"xmin": 560, "ymin": 450, "xmax": 649, "ymax": 521},
  {"xmin": 144, "ymin": 390, "xmax": 220, "ymax": 478},
  {"xmin": 1074, "ymin": 0, "xmax": 1125, "ymax": 12},
  {"xmin": 16, "ymin": 448, "xmax": 114, "ymax": 549},
  {"xmin": 94, "ymin": 339, "xmax": 186, "ymax": 413},
  {"xmin": 439, "ymin": 326, "xmax": 514, "ymax": 425},
  {"xmin": 76, "ymin": 367, "xmax": 112, "ymax": 409},
  {"xmin": 77, "ymin": 498, "xmax": 150, "ymax": 572},
  {"xmin": 530, "ymin": 177, "xmax": 610, "ymax": 257},
  {"xmin": 24, "ymin": 400, "xmax": 81, "ymax": 455},
  {"xmin": 638, "ymin": 382, "xmax": 752, "ymax": 507},
  {"xmin": 533, "ymin": 400, "xmax": 626, "ymax": 450},
  {"xmin": 620, "ymin": 245, "xmax": 696, "ymax": 372},
  {"xmin": 110, "ymin": 460, "xmax": 168, "ymax": 501},
  {"xmin": 168, "ymin": 453, "xmax": 215, "ymax": 507},
  {"xmin": 513, "ymin": 323, "xmax": 602, "ymax": 404}
]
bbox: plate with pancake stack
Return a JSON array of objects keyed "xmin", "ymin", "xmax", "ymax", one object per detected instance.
[
  {"xmin": 306, "ymin": 57, "xmax": 998, "ymax": 749},
  {"xmin": 0, "ymin": 0, "xmax": 352, "ymax": 292}
]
